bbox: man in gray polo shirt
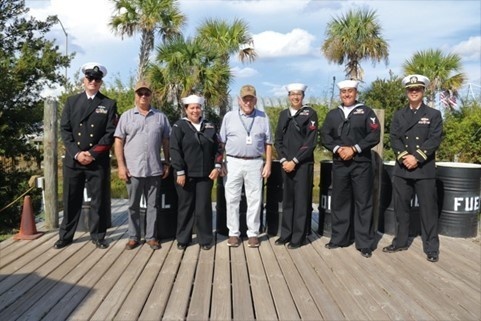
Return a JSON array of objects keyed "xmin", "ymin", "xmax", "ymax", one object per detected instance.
[
  {"xmin": 114, "ymin": 80, "xmax": 171, "ymax": 250},
  {"xmin": 219, "ymin": 84, "xmax": 272, "ymax": 248}
]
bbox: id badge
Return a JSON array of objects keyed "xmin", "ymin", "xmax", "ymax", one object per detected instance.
[{"xmin": 246, "ymin": 136, "xmax": 252, "ymax": 145}]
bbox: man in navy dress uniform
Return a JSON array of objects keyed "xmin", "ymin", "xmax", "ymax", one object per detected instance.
[
  {"xmin": 383, "ymin": 74, "xmax": 443, "ymax": 262},
  {"xmin": 54, "ymin": 62, "xmax": 118, "ymax": 249}
]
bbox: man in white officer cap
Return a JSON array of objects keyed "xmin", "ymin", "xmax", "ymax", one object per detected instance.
[
  {"xmin": 384, "ymin": 74, "xmax": 443, "ymax": 263},
  {"xmin": 320, "ymin": 79, "xmax": 380, "ymax": 258},
  {"xmin": 55, "ymin": 62, "xmax": 118, "ymax": 250},
  {"xmin": 274, "ymin": 83, "xmax": 318, "ymax": 249}
]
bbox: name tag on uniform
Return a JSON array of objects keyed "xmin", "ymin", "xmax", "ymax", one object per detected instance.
[{"xmin": 246, "ymin": 136, "xmax": 252, "ymax": 145}]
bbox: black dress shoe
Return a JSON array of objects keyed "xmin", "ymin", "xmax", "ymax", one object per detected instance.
[
  {"xmin": 359, "ymin": 248, "xmax": 372, "ymax": 258},
  {"xmin": 427, "ymin": 252, "xmax": 439, "ymax": 262},
  {"xmin": 53, "ymin": 239, "xmax": 72, "ymax": 249},
  {"xmin": 275, "ymin": 238, "xmax": 289, "ymax": 246},
  {"xmin": 177, "ymin": 243, "xmax": 188, "ymax": 250},
  {"xmin": 382, "ymin": 244, "xmax": 408, "ymax": 253},
  {"xmin": 92, "ymin": 239, "xmax": 109, "ymax": 249},
  {"xmin": 200, "ymin": 244, "xmax": 212, "ymax": 250},
  {"xmin": 287, "ymin": 243, "xmax": 301, "ymax": 249},
  {"xmin": 325, "ymin": 242, "xmax": 340, "ymax": 249}
]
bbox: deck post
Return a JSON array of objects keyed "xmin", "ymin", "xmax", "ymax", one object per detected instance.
[{"xmin": 43, "ymin": 98, "xmax": 59, "ymax": 229}]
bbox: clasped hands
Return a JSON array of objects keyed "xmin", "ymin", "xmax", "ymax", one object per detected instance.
[
  {"xmin": 337, "ymin": 146, "xmax": 356, "ymax": 161},
  {"xmin": 401, "ymin": 154, "xmax": 418, "ymax": 170},
  {"xmin": 76, "ymin": 151, "xmax": 94, "ymax": 165}
]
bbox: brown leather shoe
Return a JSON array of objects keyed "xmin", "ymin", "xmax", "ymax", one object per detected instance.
[
  {"xmin": 247, "ymin": 237, "xmax": 260, "ymax": 248},
  {"xmin": 227, "ymin": 236, "xmax": 240, "ymax": 247},
  {"xmin": 146, "ymin": 239, "xmax": 161, "ymax": 250},
  {"xmin": 125, "ymin": 239, "xmax": 140, "ymax": 250}
]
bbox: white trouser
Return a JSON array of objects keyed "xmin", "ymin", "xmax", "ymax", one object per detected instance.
[{"xmin": 224, "ymin": 157, "xmax": 263, "ymax": 237}]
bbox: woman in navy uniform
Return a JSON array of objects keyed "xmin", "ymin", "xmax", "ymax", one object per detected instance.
[
  {"xmin": 55, "ymin": 62, "xmax": 118, "ymax": 249},
  {"xmin": 274, "ymin": 83, "xmax": 318, "ymax": 249},
  {"xmin": 383, "ymin": 74, "xmax": 443, "ymax": 263},
  {"xmin": 170, "ymin": 95, "xmax": 223, "ymax": 250},
  {"xmin": 321, "ymin": 80, "xmax": 380, "ymax": 258}
]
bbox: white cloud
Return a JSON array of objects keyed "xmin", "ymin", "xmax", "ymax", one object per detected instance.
[
  {"xmin": 253, "ymin": 28, "xmax": 316, "ymax": 58},
  {"xmin": 452, "ymin": 36, "xmax": 481, "ymax": 62},
  {"xmin": 231, "ymin": 66, "xmax": 259, "ymax": 78}
]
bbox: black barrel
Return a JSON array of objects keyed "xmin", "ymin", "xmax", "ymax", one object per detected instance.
[
  {"xmin": 318, "ymin": 160, "xmax": 332, "ymax": 236},
  {"xmin": 378, "ymin": 161, "xmax": 420, "ymax": 236},
  {"xmin": 157, "ymin": 168, "xmax": 178, "ymax": 239},
  {"xmin": 265, "ymin": 160, "xmax": 283, "ymax": 236},
  {"xmin": 436, "ymin": 162, "xmax": 481, "ymax": 238}
]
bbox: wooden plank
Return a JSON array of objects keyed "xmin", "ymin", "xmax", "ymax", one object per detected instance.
[
  {"xmin": 163, "ymin": 243, "xmax": 200, "ymax": 320},
  {"xmin": 89, "ymin": 246, "xmax": 154, "ymax": 320},
  {"xmin": 13, "ymin": 225, "xmax": 128, "ymax": 321},
  {"xmin": 137, "ymin": 240, "xmax": 181, "ymax": 321},
  {"xmin": 0, "ymin": 239, "xmax": 94, "ymax": 320},
  {"xmin": 186, "ymin": 244, "xmax": 214, "ymax": 321},
  {"xmin": 210, "ymin": 235, "xmax": 231, "ymax": 321},
  {"xmin": 244, "ymin": 235, "xmax": 278, "ymax": 320},
  {"xmin": 260, "ymin": 239, "xmax": 299, "ymax": 321},
  {"xmin": 66, "ymin": 241, "xmax": 142, "ymax": 320},
  {"xmin": 381, "ymin": 237, "xmax": 480, "ymax": 320},
  {"xmin": 0, "ymin": 232, "xmax": 60, "ymax": 283},
  {"xmin": 0, "ymin": 230, "xmax": 58, "ymax": 266},
  {"xmin": 309, "ymin": 240, "xmax": 391, "ymax": 320},
  {"xmin": 113, "ymin": 246, "xmax": 169, "ymax": 321},
  {"xmin": 287, "ymin": 239, "xmax": 345, "ymax": 320},
  {"xmin": 270, "ymin": 238, "xmax": 322, "ymax": 320},
  {"xmin": 230, "ymin": 239, "xmax": 254, "ymax": 320}
]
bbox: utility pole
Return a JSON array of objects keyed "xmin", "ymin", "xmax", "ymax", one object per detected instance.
[{"xmin": 56, "ymin": 17, "xmax": 68, "ymax": 86}]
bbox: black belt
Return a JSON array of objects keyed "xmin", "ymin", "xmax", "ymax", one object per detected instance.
[{"xmin": 226, "ymin": 154, "xmax": 262, "ymax": 160}]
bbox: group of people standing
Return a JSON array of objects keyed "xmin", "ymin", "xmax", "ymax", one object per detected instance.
[{"xmin": 54, "ymin": 61, "xmax": 443, "ymax": 263}]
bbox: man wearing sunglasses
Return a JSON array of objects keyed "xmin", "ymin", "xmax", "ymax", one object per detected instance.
[
  {"xmin": 384, "ymin": 74, "xmax": 443, "ymax": 263},
  {"xmin": 114, "ymin": 80, "xmax": 171, "ymax": 251},
  {"xmin": 55, "ymin": 62, "xmax": 118, "ymax": 250}
]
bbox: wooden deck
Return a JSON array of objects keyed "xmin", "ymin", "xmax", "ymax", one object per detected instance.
[{"xmin": 0, "ymin": 198, "xmax": 480, "ymax": 321}]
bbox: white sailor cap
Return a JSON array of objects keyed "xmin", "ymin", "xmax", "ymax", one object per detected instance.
[
  {"xmin": 81, "ymin": 62, "xmax": 107, "ymax": 78},
  {"xmin": 337, "ymin": 80, "xmax": 359, "ymax": 89},
  {"xmin": 181, "ymin": 94, "xmax": 204, "ymax": 106},
  {"xmin": 402, "ymin": 74, "xmax": 430, "ymax": 88},
  {"xmin": 286, "ymin": 83, "xmax": 307, "ymax": 93}
]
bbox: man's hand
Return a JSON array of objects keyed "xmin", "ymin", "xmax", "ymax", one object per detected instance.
[
  {"xmin": 77, "ymin": 151, "xmax": 94, "ymax": 165},
  {"xmin": 176, "ymin": 175, "xmax": 186, "ymax": 187},
  {"xmin": 262, "ymin": 162, "xmax": 271, "ymax": 178},
  {"xmin": 338, "ymin": 146, "xmax": 355, "ymax": 161},
  {"xmin": 402, "ymin": 154, "xmax": 418, "ymax": 169},
  {"xmin": 282, "ymin": 160, "xmax": 296, "ymax": 173},
  {"xmin": 162, "ymin": 164, "xmax": 170, "ymax": 179},
  {"xmin": 117, "ymin": 165, "xmax": 131, "ymax": 182}
]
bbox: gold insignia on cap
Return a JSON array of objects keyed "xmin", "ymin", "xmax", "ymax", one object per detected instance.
[{"xmin": 410, "ymin": 76, "xmax": 418, "ymax": 84}]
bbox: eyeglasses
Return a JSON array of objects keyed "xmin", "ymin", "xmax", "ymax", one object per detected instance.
[
  {"xmin": 407, "ymin": 87, "xmax": 423, "ymax": 92},
  {"xmin": 136, "ymin": 90, "xmax": 151, "ymax": 97},
  {"xmin": 85, "ymin": 76, "xmax": 102, "ymax": 83}
]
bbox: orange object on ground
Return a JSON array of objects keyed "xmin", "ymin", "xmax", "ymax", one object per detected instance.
[{"xmin": 13, "ymin": 195, "xmax": 44, "ymax": 240}]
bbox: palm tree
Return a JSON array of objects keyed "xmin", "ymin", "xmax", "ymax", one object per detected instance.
[
  {"xmin": 109, "ymin": 0, "xmax": 185, "ymax": 80},
  {"xmin": 403, "ymin": 49, "xmax": 466, "ymax": 109},
  {"xmin": 196, "ymin": 18, "xmax": 257, "ymax": 116},
  {"xmin": 150, "ymin": 35, "xmax": 230, "ymax": 111},
  {"xmin": 321, "ymin": 8, "xmax": 389, "ymax": 81}
]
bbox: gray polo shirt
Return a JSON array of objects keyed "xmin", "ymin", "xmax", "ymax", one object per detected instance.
[
  {"xmin": 219, "ymin": 108, "xmax": 272, "ymax": 157},
  {"xmin": 114, "ymin": 106, "xmax": 171, "ymax": 177}
]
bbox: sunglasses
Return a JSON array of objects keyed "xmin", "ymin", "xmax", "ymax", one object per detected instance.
[
  {"xmin": 136, "ymin": 90, "xmax": 152, "ymax": 97},
  {"xmin": 407, "ymin": 87, "xmax": 423, "ymax": 92},
  {"xmin": 85, "ymin": 76, "xmax": 102, "ymax": 83}
]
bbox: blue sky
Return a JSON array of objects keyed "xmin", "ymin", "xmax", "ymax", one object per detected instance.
[{"xmin": 27, "ymin": 0, "xmax": 481, "ymax": 104}]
